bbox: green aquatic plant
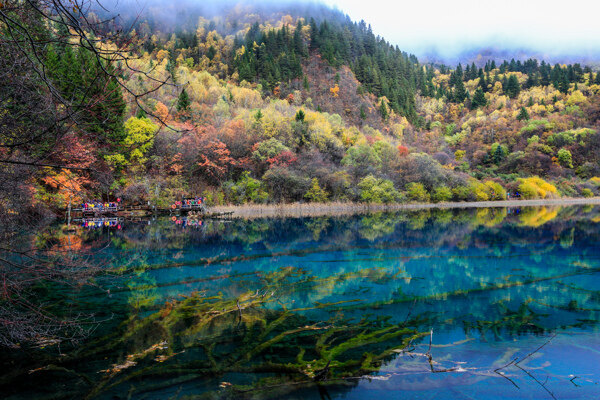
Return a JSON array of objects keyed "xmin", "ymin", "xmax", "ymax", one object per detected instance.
[
  {"xmin": 74, "ymin": 281, "xmax": 428, "ymax": 399},
  {"xmin": 6, "ymin": 262, "xmax": 438, "ymax": 398},
  {"xmin": 465, "ymin": 301, "xmax": 545, "ymax": 341}
]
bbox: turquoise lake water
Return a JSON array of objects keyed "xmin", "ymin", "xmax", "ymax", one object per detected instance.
[{"xmin": 2, "ymin": 205, "xmax": 600, "ymax": 399}]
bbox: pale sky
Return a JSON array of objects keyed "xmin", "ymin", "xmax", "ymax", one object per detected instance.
[{"xmin": 321, "ymin": 0, "xmax": 600, "ymax": 59}]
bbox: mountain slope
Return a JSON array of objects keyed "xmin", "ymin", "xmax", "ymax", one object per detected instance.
[{"xmin": 23, "ymin": 0, "xmax": 600, "ymax": 211}]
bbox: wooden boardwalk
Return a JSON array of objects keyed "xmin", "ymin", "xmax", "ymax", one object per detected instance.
[
  {"xmin": 71, "ymin": 204, "xmax": 206, "ymax": 216},
  {"xmin": 66, "ymin": 203, "xmax": 234, "ymax": 220}
]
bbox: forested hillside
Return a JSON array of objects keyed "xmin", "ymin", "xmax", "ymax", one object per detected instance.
[{"xmin": 4, "ymin": 0, "xmax": 600, "ymax": 216}]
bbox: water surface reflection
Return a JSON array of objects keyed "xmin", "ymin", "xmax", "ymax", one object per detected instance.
[{"xmin": 3, "ymin": 206, "xmax": 600, "ymax": 399}]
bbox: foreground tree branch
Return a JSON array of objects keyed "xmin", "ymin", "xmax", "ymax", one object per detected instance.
[{"xmin": 0, "ymin": 0, "xmax": 182, "ymax": 347}]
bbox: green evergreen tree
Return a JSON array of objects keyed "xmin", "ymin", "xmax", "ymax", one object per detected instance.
[
  {"xmin": 540, "ymin": 66, "xmax": 550, "ymax": 86},
  {"xmin": 294, "ymin": 110, "xmax": 309, "ymax": 148},
  {"xmin": 177, "ymin": 88, "xmax": 190, "ymax": 112},
  {"xmin": 504, "ymin": 74, "xmax": 520, "ymax": 99},
  {"xmin": 559, "ymin": 73, "xmax": 570, "ymax": 94},
  {"xmin": 453, "ymin": 79, "xmax": 467, "ymax": 103},
  {"xmin": 471, "ymin": 88, "xmax": 487, "ymax": 109},
  {"xmin": 524, "ymin": 72, "xmax": 539, "ymax": 89},
  {"xmin": 47, "ymin": 43, "xmax": 125, "ymax": 149},
  {"xmin": 166, "ymin": 51, "xmax": 177, "ymax": 83},
  {"xmin": 206, "ymin": 45, "xmax": 216, "ymax": 60},
  {"xmin": 492, "ymin": 143, "xmax": 506, "ymax": 164},
  {"xmin": 379, "ymin": 99, "xmax": 389, "ymax": 120},
  {"xmin": 293, "ymin": 20, "xmax": 306, "ymax": 56},
  {"xmin": 477, "ymin": 75, "xmax": 488, "ymax": 92},
  {"xmin": 517, "ymin": 106, "xmax": 530, "ymax": 121},
  {"xmin": 360, "ymin": 105, "xmax": 367, "ymax": 120}
]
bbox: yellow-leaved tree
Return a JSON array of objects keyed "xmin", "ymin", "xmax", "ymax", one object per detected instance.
[{"xmin": 106, "ymin": 117, "xmax": 158, "ymax": 169}]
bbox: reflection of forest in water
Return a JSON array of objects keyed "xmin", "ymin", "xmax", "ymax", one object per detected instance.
[{"xmin": 3, "ymin": 206, "xmax": 600, "ymax": 399}]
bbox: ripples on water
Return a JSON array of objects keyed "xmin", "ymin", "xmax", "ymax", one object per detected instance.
[{"xmin": 2, "ymin": 205, "xmax": 600, "ymax": 399}]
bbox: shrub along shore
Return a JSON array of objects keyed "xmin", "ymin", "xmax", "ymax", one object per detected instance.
[{"xmin": 211, "ymin": 197, "xmax": 600, "ymax": 219}]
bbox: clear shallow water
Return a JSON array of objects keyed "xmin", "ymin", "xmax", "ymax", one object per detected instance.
[{"xmin": 2, "ymin": 206, "xmax": 600, "ymax": 399}]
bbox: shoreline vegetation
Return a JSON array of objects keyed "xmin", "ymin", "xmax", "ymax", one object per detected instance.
[
  {"xmin": 212, "ymin": 197, "xmax": 600, "ymax": 219},
  {"xmin": 9, "ymin": 2, "xmax": 600, "ymax": 221}
]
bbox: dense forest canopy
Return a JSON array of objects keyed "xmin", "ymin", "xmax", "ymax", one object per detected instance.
[{"xmin": 2, "ymin": 0, "xmax": 600, "ymax": 218}]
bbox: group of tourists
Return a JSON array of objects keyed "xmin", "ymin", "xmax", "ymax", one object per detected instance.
[
  {"xmin": 81, "ymin": 199, "xmax": 121, "ymax": 211},
  {"xmin": 171, "ymin": 197, "xmax": 206, "ymax": 209}
]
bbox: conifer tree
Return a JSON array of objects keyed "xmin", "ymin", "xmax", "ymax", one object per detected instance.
[
  {"xmin": 293, "ymin": 20, "xmax": 306, "ymax": 56},
  {"xmin": 46, "ymin": 43, "xmax": 126, "ymax": 148},
  {"xmin": 471, "ymin": 88, "xmax": 487, "ymax": 109},
  {"xmin": 166, "ymin": 51, "xmax": 177, "ymax": 83},
  {"xmin": 453, "ymin": 79, "xmax": 467, "ymax": 103},
  {"xmin": 477, "ymin": 75, "xmax": 488, "ymax": 92},
  {"xmin": 379, "ymin": 99, "xmax": 389, "ymax": 120},
  {"xmin": 540, "ymin": 67, "xmax": 550, "ymax": 86},
  {"xmin": 517, "ymin": 106, "xmax": 530, "ymax": 121},
  {"xmin": 294, "ymin": 109, "xmax": 309, "ymax": 148},
  {"xmin": 559, "ymin": 73, "xmax": 570, "ymax": 94},
  {"xmin": 360, "ymin": 105, "xmax": 367, "ymax": 120},
  {"xmin": 177, "ymin": 88, "xmax": 190, "ymax": 112},
  {"xmin": 504, "ymin": 74, "xmax": 520, "ymax": 99},
  {"xmin": 206, "ymin": 45, "xmax": 216, "ymax": 60},
  {"xmin": 493, "ymin": 144, "xmax": 506, "ymax": 164}
]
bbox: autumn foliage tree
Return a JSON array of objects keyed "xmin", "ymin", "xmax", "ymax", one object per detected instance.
[{"xmin": 178, "ymin": 127, "xmax": 237, "ymax": 184}]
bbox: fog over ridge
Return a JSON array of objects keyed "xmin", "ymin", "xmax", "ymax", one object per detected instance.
[
  {"xmin": 322, "ymin": 0, "xmax": 600, "ymax": 64},
  {"xmin": 94, "ymin": 0, "xmax": 600, "ymax": 65}
]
